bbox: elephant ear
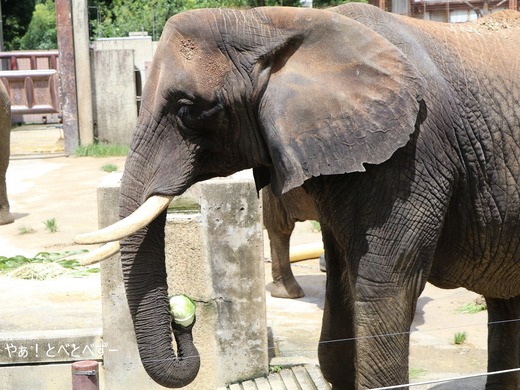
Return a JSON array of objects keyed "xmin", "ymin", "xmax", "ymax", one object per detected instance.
[{"xmin": 254, "ymin": 9, "xmax": 426, "ymax": 196}]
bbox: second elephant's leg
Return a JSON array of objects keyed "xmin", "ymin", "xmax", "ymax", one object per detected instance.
[
  {"xmin": 268, "ymin": 226, "xmax": 305, "ymax": 299},
  {"xmin": 263, "ymin": 186, "xmax": 304, "ymax": 299},
  {"xmin": 485, "ymin": 295, "xmax": 520, "ymax": 390}
]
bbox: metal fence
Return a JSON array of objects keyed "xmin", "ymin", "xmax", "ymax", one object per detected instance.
[{"xmin": 0, "ymin": 50, "xmax": 61, "ymax": 124}]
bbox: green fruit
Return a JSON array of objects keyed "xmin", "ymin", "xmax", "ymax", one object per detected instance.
[{"xmin": 169, "ymin": 295, "xmax": 196, "ymax": 327}]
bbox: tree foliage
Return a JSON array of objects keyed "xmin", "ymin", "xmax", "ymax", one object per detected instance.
[
  {"xmin": 88, "ymin": 0, "xmax": 364, "ymax": 40},
  {"xmin": 2, "ymin": 0, "xmax": 37, "ymax": 50},
  {"xmin": 315, "ymin": 0, "xmax": 366, "ymax": 6},
  {"xmin": 19, "ymin": 0, "xmax": 57, "ymax": 50},
  {"xmin": 89, "ymin": 0, "xmax": 301, "ymax": 40},
  {"xmin": 2, "ymin": 0, "xmax": 367, "ymax": 50}
]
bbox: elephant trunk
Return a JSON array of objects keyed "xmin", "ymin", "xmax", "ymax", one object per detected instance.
[
  {"xmin": 82, "ymin": 59, "xmax": 203, "ymax": 385},
  {"xmin": 120, "ymin": 199, "xmax": 200, "ymax": 387}
]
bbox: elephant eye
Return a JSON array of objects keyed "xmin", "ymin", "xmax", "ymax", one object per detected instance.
[
  {"xmin": 175, "ymin": 99, "xmax": 200, "ymax": 131},
  {"xmin": 174, "ymin": 92, "xmax": 227, "ymax": 135},
  {"xmin": 178, "ymin": 98, "xmax": 193, "ymax": 107}
]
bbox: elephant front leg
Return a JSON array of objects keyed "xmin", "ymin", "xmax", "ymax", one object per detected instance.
[
  {"xmin": 318, "ymin": 223, "xmax": 430, "ymax": 389},
  {"xmin": 319, "ymin": 295, "xmax": 356, "ymax": 389},
  {"xmin": 318, "ymin": 228, "xmax": 356, "ymax": 388},
  {"xmin": 353, "ymin": 293, "xmax": 414, "ymax": 389},
  {"xmin": 323, "ymin": 285, "xmax": 421, "ymax": 389},
  {"xmin": 485, "ymin": 295, "xmax": 520, "ymax": 390}
]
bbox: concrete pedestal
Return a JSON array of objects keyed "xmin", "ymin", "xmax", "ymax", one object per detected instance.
[{"xmin": 98, "ymin": 172, "xmax": 268, "ymax": 389}]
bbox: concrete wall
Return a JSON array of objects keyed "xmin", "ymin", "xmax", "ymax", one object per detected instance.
[
  {"xmin": 89, "ymin": 37, "xmax": 157, "ymax": 146},
  {"xmin": 99, "ymin": 172, "xmax": 268, "ymax": 389},
  {"xmin": 92, "ymin": 36, "xmax": 155, "ymax": 85},
  {"xmin": 90, "ymin": 49, "xmax": 137, "ymax": 145}
]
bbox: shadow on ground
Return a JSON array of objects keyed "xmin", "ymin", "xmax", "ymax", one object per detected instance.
[{"xmin": 431, "ymin": 376, "xmax": 485, "ymax": 389}]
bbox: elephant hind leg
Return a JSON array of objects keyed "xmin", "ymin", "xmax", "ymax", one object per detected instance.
[
  {"xmin": 268, "ymin": 229, "xmax": 305, "ymax": 299},
  {"xmin": 485, "ymin": 295, "xmax": 520, "ymax": 390},
  {"xmin": 263, "ymin": 185, "xmax": 305, "ymax": 299}
]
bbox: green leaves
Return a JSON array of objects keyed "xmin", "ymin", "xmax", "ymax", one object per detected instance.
[
  {"xmin": 0, "ymin": 255, "xmax": 29, "ymax": 271},
  {"xmin": 457, "ymin": 301, "xmax": 487, "ymax": 314},
  {"xmin": 0, "ymin": 250, "xmax": 99, "ymax": 278}
]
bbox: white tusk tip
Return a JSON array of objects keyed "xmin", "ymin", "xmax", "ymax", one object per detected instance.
[{"xmin": 78, "ymin": 241, "xmax": 121, "ymax": 265}]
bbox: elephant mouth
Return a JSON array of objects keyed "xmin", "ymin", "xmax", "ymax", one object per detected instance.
[{"xmin": 74, "ymin": 194, "xmax": 173, "ymax": 263}]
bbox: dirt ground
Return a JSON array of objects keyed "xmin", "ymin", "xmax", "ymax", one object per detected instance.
[{"xmin": 0, "ymin": 125, "xmax": 491, "ymax": 389}]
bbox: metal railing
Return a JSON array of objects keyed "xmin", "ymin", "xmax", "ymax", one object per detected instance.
[
  {"xmin": 0, "ymin": 50, "xmax": 59, "ymax": 71},
  {"xmin": 0, "ymin": 51, "xmax": 61, "ymax": 118}
]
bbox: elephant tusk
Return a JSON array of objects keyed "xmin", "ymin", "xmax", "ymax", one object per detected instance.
[
  {"xmin": 79, "ymin": 241, "xmax": 121, "ymax": 266},
  {"xmin": 75, "ymin": 195, "xmax": 173, "ymax": 244}
]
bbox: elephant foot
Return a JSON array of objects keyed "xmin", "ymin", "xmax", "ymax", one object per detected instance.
[
  {"xmin": 319, "ymin": 253, "xmax": 327, "ymax": 272},
  {"xmin": 271, "ymin": 279, "xmax": 305, "ymax": 299},
  {"xmin": 0, "ymin": 210, "xmax": 14, "ymax": 225}
]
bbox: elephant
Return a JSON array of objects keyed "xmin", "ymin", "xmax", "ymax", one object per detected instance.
[
  {"xmin": 262, "ymin": 184, "xmax": 318, "ymax": 298},
  {"xmin": 0, "ymin": 81, "xmax": 13, "ymax": 225},
  {"xmin": 76, "ymin": 4, "xmax": 520, "ymax": 389}
]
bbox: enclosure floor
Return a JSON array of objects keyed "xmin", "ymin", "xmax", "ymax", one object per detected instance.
[{"xmin": 221, "ymin": 364, "xmax": 330, "ymax": 390}]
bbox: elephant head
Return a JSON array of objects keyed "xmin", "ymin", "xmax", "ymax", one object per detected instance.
[{"xmin": 77, "ymin": 7, "xmax": 425, "ymax": 387}]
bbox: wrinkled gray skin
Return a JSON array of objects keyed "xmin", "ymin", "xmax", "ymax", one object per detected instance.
[
  {"xmin": 118, "ymin": 4, "xmax": 520, "ymax": 389},
  {"xmin": 263, "ymin": 184, "xmax": 318, "ymax": 298},
  {"xmin": 0, "ymin": 82, "xmax": 13, "ymax": 225}
]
